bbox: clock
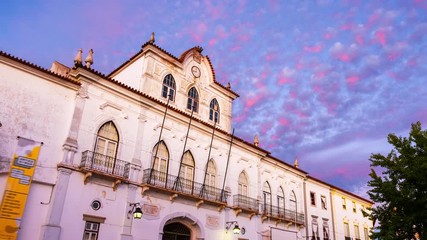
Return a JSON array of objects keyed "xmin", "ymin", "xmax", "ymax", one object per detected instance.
[{"xmin": 191, "ymin": 66, "xmax": 201, "ymax": 78}]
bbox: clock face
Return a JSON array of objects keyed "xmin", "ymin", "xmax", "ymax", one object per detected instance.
[{"xmin": 191, "ymin": 66, "xmax": 201, "ymax": 78}]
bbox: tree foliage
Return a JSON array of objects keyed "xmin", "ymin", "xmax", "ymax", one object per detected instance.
[{"xmin": 368, "ymin": 122, "xmax": 427, "ymax": 240}]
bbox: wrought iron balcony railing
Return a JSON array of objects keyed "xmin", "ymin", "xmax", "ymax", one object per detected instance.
[
  {"xmin": 233, "ymin": 194, "xmax": 259, "ymax": 212},
  {"xmin": 261, "ymin": 204, "xmax": 305, "ymax": 224},
  {"xmin": 80, "ymin": 150, "xmax": 137, "ymax": 179},
  {"xmin": 142, "ymin": 168, "xmax": 228, "ymax": 203}
]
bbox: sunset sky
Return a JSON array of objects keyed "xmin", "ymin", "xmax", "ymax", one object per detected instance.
[{"xmin": 1, "ymin": 0, "xmax": 426, "ymax": 197}]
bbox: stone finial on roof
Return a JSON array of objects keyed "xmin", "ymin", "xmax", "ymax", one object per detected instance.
[
  {"xmin": 85, "ymin": 49, "xmax": 94, "ymax": 68},
  {"xmin": 294, "ymin": 158, "xmax": 299, "ymax": 168},
  {"xmin": 254, "ymin": 134, "xmax": 259, "ymax": 147},
  {"xmin": 227, "ymin": 82, "xmax": 231, "ymax": 89},
  {"xmin": 195, "ymin": 46, "xmax": 203, "ymax": 53},
  {"xmin": 74, "ymin": 48, "xmax": 83, "ymax": 67},
  {"xmin": 149, "ymin": 32, "xmax": 155, "ymax": 43}
]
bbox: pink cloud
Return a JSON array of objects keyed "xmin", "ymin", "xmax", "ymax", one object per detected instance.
[
  {"xmin": 324, "ymin": 33, "xmax": 333, "ymax": 39},
  {"xmin": 244, "ymin": 94, "xmax": 265, "ymax": 108},
  {"xmin": 233, "ymin": 112, "xmax": 248, "ymax": 123},
  {"xmin": 313, "ymin": 70, "xmax": 331, "ymax": 79},
  {"xmin": 346, "ymin": 75, "xmax": 360, "ymax": 85},
  {"xmin": 279, "ymin": 117, "xmax": 291, "ymax": 126},
  {"xmin": 260, "ymin": 121, "xmax": 274, "ymax": 134},
  {"xmin": 303, "ymin": 45, "xmax": 323, "ymax": 53},
  {"xmin": 278, "ymin": 76, "xmax": 293, "ymax": 85},
  {"xmin": 189, "ymin": 22, "xmax": 208, "ymax": 43},
  {"xmin": 215, "ymin": 26, "xmax": 228, "ymax": 39},
  {"xmin": 289, "ymin": 91, "xmax": 298, "ymax": 100},
  {"xmin": 340, "ymin": 23, "xmax": 354, "ymax": 31},
  {"xmin": 334, "ymin": 166, "xmax": 349, "ymax": 175},
  {"xmin": 205, "ymin": 1, "xmax": 225, "ymax": 20},
  {"xmin": 323, "ymin": 27, "xmax": 337, "ymax": 40},
  {"xmin": 330, "ymin": 42, "xmax": 360, "ymax": 62},
  {"xmin": 338, "ymin": 53, "xmax": 351, "ymax": 62},
  {"xmin": 406, "ymin": 56, "xmax": 418, "ymax": 67},
  {"xmin": 208, "ymin": 38, "xmax": 218, "ymax": 46},
  {"xmin": 387, "ymin": 51, "xmax": 400, "ymax": 61},
  {"xmin": 374, "ymin": 29, "xmax": 387, "ymax": 46},
  {"xmin": 355, "ymin": 34, "xmax": 364, "ymax": 45},
  {"xmin": 230, "ymin": 44, "xmax": 241, "ymax": 52},
  {"xmin": 326, "ymin": 102, "xmax": 338, "ymax": 114},
  {"xmin": 265, "ymin": 52, "xmax": 278, "ymax": 62},
  {"xmin": 367, "ymin": 10, "xmax": 380, "ymax": 29},
  {"xmin": 295, "ymin": 110, "xmax": 308, "ymax": 119}
]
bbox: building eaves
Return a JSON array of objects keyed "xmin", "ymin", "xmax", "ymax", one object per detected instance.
[
  {"xmin": 267, "ymin": 155, "xmax": 308, "ymax": 175},
  {"xmin": 0, "ymin": 50, "xmax": 81, "ymax": 86},
  {"xmin": 307, "ymin": 175, "xmax": 374, "ymax": 204}
]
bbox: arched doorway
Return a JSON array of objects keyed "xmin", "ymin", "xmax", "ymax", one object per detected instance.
[{"xmin": 162, "ymin": 222, "xmax": 191, "ymax": 240}]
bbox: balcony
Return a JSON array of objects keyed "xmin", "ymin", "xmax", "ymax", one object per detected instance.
[
  {"xmin": 261, "ymin": 204, "xmax": 305, "ymax": 224},
  {"xmin": 233, "ymin": 194, "xmax": 259, "ymax": 213},
  {"xmin": 80, "ymin": 150, "xmax": 139, "ymax": 181},
  {"xmin": 142, "ymin": 168, "xmax": 228, "ymax": 204}
]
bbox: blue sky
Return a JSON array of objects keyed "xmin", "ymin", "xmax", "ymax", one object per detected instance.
[{"xmin": 1, "ymin": 0, "xmax": 427, "ymax": 197}]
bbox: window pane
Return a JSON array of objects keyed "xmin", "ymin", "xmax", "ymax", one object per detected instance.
[
  {"xmin": 83, "ymin": 222, "xmax": 99, "ymax": 240},
  {"xmin": 162, "ymin": 86, "xmax": 168, "ymax": 98},
  {"xmin": 169, "ymin": 89, "xmax": 174, "ymax": 101},
  {"xmin": 84, "ymin": 233, "xmax": 90, "ymax": 240},
  {"xmin": 187, "ymin": 98, "xmax": 192, "ymax": 110},
  {"xmin": 194, "ymin": 102, "xmax": 198, "ymax": 112},
  {"xmin": 162, "ymin": 74, "xmax": 175, "ymax": 101},
  {"xmin": 106, "ymin": 142, "xmax": 116, "ymax": 157},
  {"xmin": 96, "ymin": 139, "xmax": 106, "ymax": 154}
]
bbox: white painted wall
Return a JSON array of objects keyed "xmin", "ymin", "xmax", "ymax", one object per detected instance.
[{"xmin": 0, "ymin": 44, "xmax": 372, "ymax": 240}]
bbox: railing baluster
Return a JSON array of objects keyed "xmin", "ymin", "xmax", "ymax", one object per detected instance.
[
  {"xmin": 142, "ymin": 168, "xmax": 227, "ymax": 203},
  {"xmin": 80, "ymin": 150, "xmax": 139, "ymax": 180}
]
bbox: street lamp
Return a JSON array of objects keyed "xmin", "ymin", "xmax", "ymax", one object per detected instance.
[
  {"xmin": 226, "ymin": 221, "xmax": 245, "ymax": 235},
  {"xmin": 128, "ymin": 203, "xmax": 143, "ymax": 219}
]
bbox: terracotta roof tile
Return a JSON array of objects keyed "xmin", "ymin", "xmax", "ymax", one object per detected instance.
[{"xmin": 0, "ymin": 50, "xmax": 81, "ymax": 86}]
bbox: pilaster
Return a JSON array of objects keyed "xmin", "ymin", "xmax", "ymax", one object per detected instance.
[
  {"xmin": 39, "ymin": 168, "xmax": 72, "ymax": 240},
  {"xmin": 120, "ymin": 185, "xmax": 138, "ymax": 240}
]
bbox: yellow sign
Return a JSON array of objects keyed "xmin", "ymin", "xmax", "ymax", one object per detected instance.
[{"xmin": 0, "ymin": 137, "xmax": 42, "ymax": 240}]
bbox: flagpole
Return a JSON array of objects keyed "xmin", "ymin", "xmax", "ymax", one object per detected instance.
[
  {"xmin": 220, "ymin": 128, "xmax": 234, "ymax": 202},
  {"xmin": 173, "ymin": 104, "xmax": 195, "ymax": 191},
  {"xmin": 200, "ymin": 114, "xmax": 217, "ymax": 198},
  {"xmin": 148, "ymin": 93, "xmax": 172, "ymax": 184}
]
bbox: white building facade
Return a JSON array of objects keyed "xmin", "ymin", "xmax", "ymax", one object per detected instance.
[{"xmin": 0, "ymin": 36, "xmax": 372, "ymax": 240}]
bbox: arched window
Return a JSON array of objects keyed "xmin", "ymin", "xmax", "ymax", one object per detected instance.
[
  {"xmin": 238, "ymin": 171, "xmax": 248, "ymax": 197},
  {"xmin": 180, "ymin": 151, "xmax": 195, "ymax": 193},
  {"xmin": 290, "ymin": 191, "xmax": 297, "ymax": 213},
  {"xmin": 263, "ymin": 182, "xmax": 272, "ymax": 215},
  {"xmin": 187, "ymin": 87, "xmax": 199, "ymax": 112},
  {"xmin": 277, "ymin": 187, "xmax": 285, "ymax": 217},
  {"xmin": 94, "ymin": 121, "xmax": 119, "ymax": 174},
  {"xmin": 205, "ymin": 160, "xmax": 217, "ymax": 198},
  {"xmin": 206, "ymin": 160, "xmax": 216, "ymax": 189},
  {"xmin": 162, "ymin": 74, "xmax": 175, "ymax": 101},
  {"xmin": 151, "ymin": 141, "xmax": 169, "ymax": 184},
  {"xmin": 209, "ymin": 98, "xmax": 220, "ymax": 123}
]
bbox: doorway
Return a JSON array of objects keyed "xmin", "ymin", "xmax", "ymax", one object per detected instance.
[{"xmin": 162, "ymin": 222, "xmax": 191, "ymax": 240}]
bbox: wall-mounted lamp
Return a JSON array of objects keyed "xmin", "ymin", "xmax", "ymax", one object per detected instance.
[
  {"xmin": 225, "ymin": 221, "xmax": 245, "ymax": 235},
  {"xmin": 128, "ymin": 203, "xmax": 143, "ymax": 219}
]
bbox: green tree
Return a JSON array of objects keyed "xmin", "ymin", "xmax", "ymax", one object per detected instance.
[{"xmin": 367, "ymin": 122, "xmax": 427, "ymax": 240}]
